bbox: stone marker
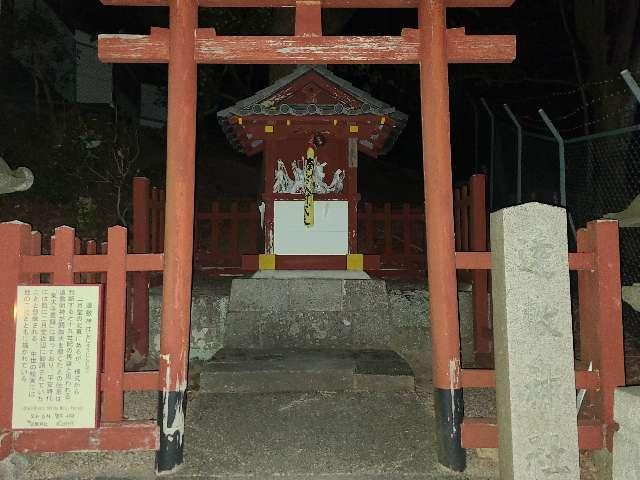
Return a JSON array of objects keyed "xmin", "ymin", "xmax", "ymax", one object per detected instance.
[
  {"xmin": 613, "ymin": 387, "xmax": 640, "ymax": 479},
  {"xmin": 490, "ymin": 203, "xmax": 579, "ymax": 480}
]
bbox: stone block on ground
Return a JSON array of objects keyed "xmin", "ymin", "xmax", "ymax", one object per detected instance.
[
  {"xmin": 613, "ymin": 431, "xmax": 640, "ymax": 480},
  {"xmin": 490, "ymin": 203, "xmax": 579, "ymax": 479},
  {"xmin": 614, "ymin": 386, "xmax": 640, "ymax": 434},
  {"xmin": 613, "ymin": 386, "xmax": 640, "ymax": 479},
  {"xmin": 200, "ymin": 351, "xmax": 355, "ymax": 393}
]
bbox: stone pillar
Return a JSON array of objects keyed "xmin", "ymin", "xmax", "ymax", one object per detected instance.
[
  {"xmin": 490, "ymin": 203, "xmax": 579, "ymax": 480},
  {"xmin": 613, "ymin": 387, "xmax": 640, "ymax": 479}
]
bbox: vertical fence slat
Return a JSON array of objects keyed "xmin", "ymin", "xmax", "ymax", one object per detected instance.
[
  {"xmin": 469, "ymin": 175, "xmax": 491, "ymax": 363},
  {"xmin": 230, "ymin": 202, "xmax": 239, "ymax": 265},
  {"xmin": 102, "ymin": 226, "xmax": 127, "ymax": 422},
  {"xmin": 52, "ymin": 227, "xmax": 75, "ymax": 284},
  {"xmin": 30, "ymin": 231, "xmax": 42, "ymax": 284},
  {"xmin": 384, "ymin": 203, "xmax": 392, "ymax": 259},
  {"xmin": 454, "ymin": 189, "xmax": 462, "ymax": 251},
  {"xmin": 460, "ymin": 186, "xmax": 469, "ymax": 252},
  {"xmin": 132, "ymin": 177, "xmax": 151, "ymax": 361},
  {"xmin": 585, "ymin": 221, "xmax": 625, "ymax": 450},
  {"xmin": 86, "ymin": 240, "xmax": 97, "ymax": 284},
  {"xmin": 365, "ymin": 203, "xmax": 374, "ymax": 253},
  {"xmin": 151, "ymin": 188, "xmax": 160, "ymax": 254}
]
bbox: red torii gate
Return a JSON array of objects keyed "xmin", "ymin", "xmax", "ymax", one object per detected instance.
[{"xmin": 98, "ymin": 0, "xmax": 515, "ymax": 473}]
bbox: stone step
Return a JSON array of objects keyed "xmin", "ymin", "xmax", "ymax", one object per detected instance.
[{"xmin": 198, "ymin": 350, "xmax": 414, "ymax": 394}]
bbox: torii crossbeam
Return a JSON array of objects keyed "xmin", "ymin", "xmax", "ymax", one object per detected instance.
[{"xmin": 98, "ymin": 0, "xmax": 515, "ymax": 474}]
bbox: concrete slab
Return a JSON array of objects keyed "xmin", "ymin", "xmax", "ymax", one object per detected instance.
[
  {"xmin": 199, "ymin": 352, "xmax": 356, "ymax": 393},
  {"xmin": 253, "ymin": 269, "xmax": 371, "ymax": 279},
  {"xmin": 13, "ymin": 390, "xmax": 499, "ymax": 480}
]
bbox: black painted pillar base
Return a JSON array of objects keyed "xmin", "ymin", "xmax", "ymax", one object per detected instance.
[
  {"xmin": 156, "ymin": 390, "xmax": 188, "ymax": 474},
  {"xmin": 434, "ymin": 387, "xmax": 466, "ymax": 472}
]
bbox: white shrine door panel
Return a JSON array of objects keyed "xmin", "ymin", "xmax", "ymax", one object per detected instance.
[{"xmin": 274, "ymin": 200, "xmax": 348, "ymax": 255}]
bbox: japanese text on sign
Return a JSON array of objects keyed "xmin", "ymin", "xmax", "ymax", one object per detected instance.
[{"xmin": 12, "ymin": 285, "xmax": 101, "ymax": 429}]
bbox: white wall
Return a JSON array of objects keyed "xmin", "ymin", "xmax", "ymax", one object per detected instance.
[{"xmin": 274, "ymin": 200, "xmax": 348, "ymax": 255}]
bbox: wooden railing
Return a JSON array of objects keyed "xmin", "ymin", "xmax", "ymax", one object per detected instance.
[
  {"xmin": 453, "ymin": 174, "xmax": 491, "ymax": 365},
  {"xmin": 0, "ymin": 222, "xmax": 162, "ymax": 459},
  {"xmin": 357, "ymin": 202, "xmax": 426, "ymax": 271},
  {"xmin": 458, "ymin": 220, "xmax": 625, "ymax": 453},
  {"xmin": 131, "ymin": 174, "xmax": 488, "ymax": 277}
]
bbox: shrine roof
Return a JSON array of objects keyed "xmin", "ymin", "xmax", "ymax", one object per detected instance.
[{"xmin": 217, "ymin": 65, "xmax": 408, "ymax": 157}]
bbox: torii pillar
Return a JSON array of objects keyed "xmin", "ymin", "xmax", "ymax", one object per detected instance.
[
  {"xmin": 419, "ymin": 1, "xmax": 464, "ymax": 470},
  {"xmin": 155, "ymin": 0, "xmax": 198, "ymax": 473},
  {"xmin": 98, "ymin": 0, "xmax": 515, "ymax": 474}
]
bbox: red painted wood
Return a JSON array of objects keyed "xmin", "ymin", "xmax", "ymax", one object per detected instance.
[
  {"xmin": 230, "ymin": 202, "xmax": 240, "ymax": 264},
  {"xmin": 29, "ymin": 231, "xmax": 42, "ymax": 284},
  {"xmin": 581, "ymin": 221, "xmax": 625, "ymax": 451},
  {"xmin": 277, "ymin": 255, "xmax": 347, "ymax": 270},
  {"xmin": 131, "ymin": 177, "xmax": 151, "ymax": 361},
  {"xmin": 101, "ymin": 0, "xmax": 515, "ymax": 8},
  {"xmin": 461, "ymin": 419, "xmax": 603, "ymax": 450},
  {"xmin": 122, "ymin": 371, "xmax": 160, "ymax": 390},
  {"xmin": 98, "ymin": 31, "xmax": 516, "ymax": 65},
  {"xmin": 52, "ymin": 226, "xmax": 76, "ymax": 284},
  {"xmin": 469, "ymin": 175, "xmax": 491, "ymax": 362},
  {"xmin": 0, "ymin": 222, "xmax": 32, "ymax": 430},
  {"xmin": 419, "ymin": 0, "xmax": 461, "ymax": 390},
  {"xmin": 12, "ymin": 421, "xmax": 159, "ymax": 453},
  {"xmin": 102, "ymin": 227, "xmax": 128, "ymax": 422},
  {"xmin": 364, "ymin": 203, "xmax": 374, "ymax": 253},
  {"xmin": 383, "ymin": 203, "xmax": 392, "ymax": 258},
  {"xmin": 150, "ymin": 187, "xmax": 160, "ymax": 253},
  {"xmin": 454, "ymin": 189, "xmax": 461, "ymax": 251},
  {"xmin": 159, "ymin": 0, "xmax": 198, "ymax": 394},
  {"xmin": 460, "ymin": 186, "xmax": 469, "ymax": 251},
  {"xmin": 295, "ymin": 1, "xmax": 322, "ymax": 36}
]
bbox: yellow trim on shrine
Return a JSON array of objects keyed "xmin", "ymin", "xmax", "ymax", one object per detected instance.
[
  {"xmin": 265, "ymin": 125, "xmax": 274, "ymax": 133},
  {"xmin": 258, "ymin": 254, "xmax": 276, "ymax": 270},
  {"xmin": 349, "ymin": 125, "xmax": 359, "ymax": 133},
  {"xmin": 237, "ymin": 117, "xmax": 243, "ymax": 125},
  {"xmin": 380, "ymin": 116, "xmax": 386, "ymax": 125},
  {"xmin": 346, "ymin": 254, "xmax": 364, "ymax": 271}
]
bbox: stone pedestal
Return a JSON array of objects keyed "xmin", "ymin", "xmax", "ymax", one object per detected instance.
[
  {"xmin": 490, "ymin": 203, "xmax": 579, "ymax": 480},
  {"xmin": 613, "ymin": 387, "xmax": 640, "ymax": 479}
]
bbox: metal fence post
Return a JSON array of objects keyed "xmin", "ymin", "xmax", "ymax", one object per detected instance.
[
  {"xmin": 621, "ymin": 69, "xmax": 640, "ymax": 105},
  {"xmin": 538, "ymin": 109, "xmax": 566, "ymax": 206},
  {"xmin": 480, "ymin": 98, "xmax": 495, "ymax": 210},
  {"xmin": 503, "ymin": 104, "xmax": 522, "ymax": 204},
  {"xmin": 539, "ymin": 108, "xmax": 577, "ymax": 242}
]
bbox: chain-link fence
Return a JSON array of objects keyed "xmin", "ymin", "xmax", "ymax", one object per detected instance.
[
  {"xmin": 477, "ymin": 75, "xmax": 640, "ymax": 355},
  {"xmin": 566, "ymin": 126, "xmax": 640, "ymax": 285}
]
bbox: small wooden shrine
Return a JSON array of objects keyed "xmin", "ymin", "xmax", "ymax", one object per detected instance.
[{"xmin": 218, "ymin": 66, "xmax": 407, "ymax": 270}]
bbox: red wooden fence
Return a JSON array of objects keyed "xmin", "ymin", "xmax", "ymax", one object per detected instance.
[
  {"xmin": 358, "ymin": 202, "xmax": 426, "ymax": 271},
  {"xmin": 453, "ymin": 174, "xmax": 491, "ymax": 366},
  {"xmin": 458, "ymin": 219, "xmax": 625, "ymax": 452},
  {"xmin": 0, "ymin": 222, "xmax": 162, "ymax": 460},
  {"xmin": 131, "ymin": 175, "xmax": 491, "ymax": 274}
]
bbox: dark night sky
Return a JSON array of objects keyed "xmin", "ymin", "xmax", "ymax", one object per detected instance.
[{"xmin": 3, "ymin": 1, "xmax": 638, "ymax": 203}]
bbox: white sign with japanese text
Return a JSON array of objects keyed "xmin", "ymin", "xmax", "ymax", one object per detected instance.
[{"xmin": 12, "ymin": 285, "xmax": 101, "ymax": 429}]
